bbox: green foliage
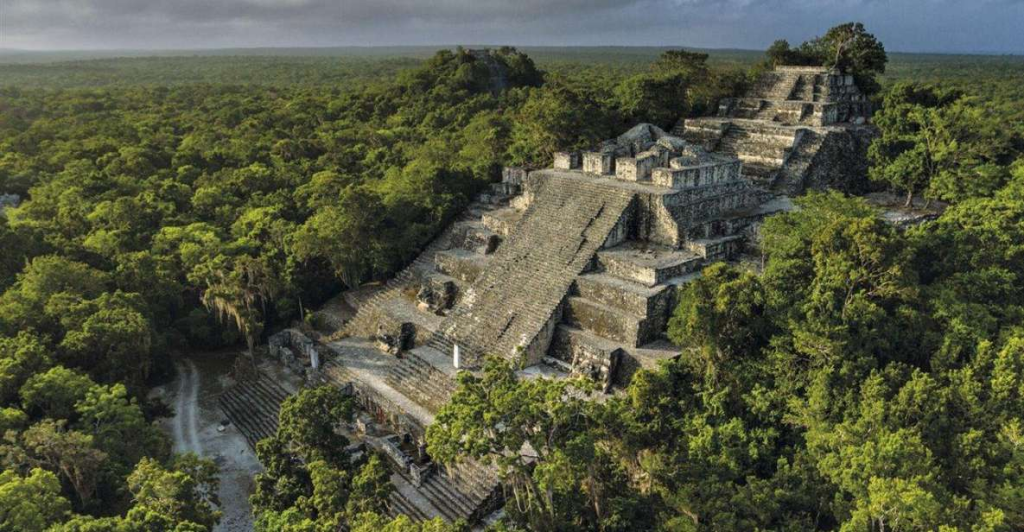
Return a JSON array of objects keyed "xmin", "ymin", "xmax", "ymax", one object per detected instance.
[
  {"xmin": 762, "ymin": 22, "xmax": 887, "ymax": 94},
  {"xmin": 432, "ymin": 173, "xmax": 1024, "ymax": 530},
  {"xmin": 613, "ymin": 73, "xmax": 689, "ymax": 130},
  {"xmin": 427, "ymin": 359, "xmax": 649, "ymax": 530},
  {"xmin": 2, "ymin": 36, "xmax": 1024, "ymax": 532},
  {"xmin": 0, "ymin": 467, "xmax": 71, "ymax": 532},
  {"xmin": 349, "ymin": 512, "xmax": 466, "ymax": 532},
  {"xmin": 869, "ymin": 83, "xmax": 1016, "ymax": 205},
  {"xmin": 19, "ymin": 366, "xmax": 95, "ymax": 420},
  {"xmin": 507, "ymin": 83, "xmax": 610, "ymax": 166},
  {"xmin": 123, "ymin": 456, "xmax": 220, "ymax": 530},
  {"xmin": 251, "ymin": 386, "xmax": 391, "ymax": 530},
  {"xmin": 667, "ymin": 263, "xmax": 769, "ymax": 381},
  {"xmin": 0, "ymin": 332, "xmax": 51, "ymax": 405}
]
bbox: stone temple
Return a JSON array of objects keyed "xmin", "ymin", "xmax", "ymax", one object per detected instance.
[{"xmin": 226, "ymin": 65, "xmax": 876, "ymax": 524}]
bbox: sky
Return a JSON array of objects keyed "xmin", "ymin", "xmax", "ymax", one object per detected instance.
[{"xmin": 1, "ymin": 0, "xmax": 1022, "ymax": 54}]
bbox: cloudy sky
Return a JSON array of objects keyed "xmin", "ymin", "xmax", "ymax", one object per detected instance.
[{"xmin": 1, "ymin": 0, "xmax": 1022, "ymax": 53}]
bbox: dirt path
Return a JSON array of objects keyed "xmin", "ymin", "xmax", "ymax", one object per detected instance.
[
  {"xmin": 172, "ymin": 360, "xmax": 204, "ymax": 455},
  {"xmin": 154, "ymin": 354, "xmax": 262, "ymax": 532}
]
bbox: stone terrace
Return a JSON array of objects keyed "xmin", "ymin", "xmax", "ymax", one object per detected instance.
[{"xmin": 678, "ymin": 65, "xmax": 871, "ymax": 192}]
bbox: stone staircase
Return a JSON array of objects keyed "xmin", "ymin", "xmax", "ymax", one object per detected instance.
[
  {"xmin": 549, "ymin": 243, "xmax": 703, "ymax": 385},
  {"xmin": 384, "ymin": 346, "xmax": 458, "ymax": 414},
  {"xmin": 432, "ymin": 173, "xmax": 636, "ymax": 367},
  {"xmin": 714, "ymin": 122, "xmax": 797, "ymax": 186},
  {"xmin": 754, "ymin": 100, "xmax": 778, "ymax": 121},
  {"xmin": 767, "ymin": 70, "xmax": 801, "ymax": 100},
  {"xmin": 402, "ymin": 458, "xmax": 501, "ymax": 524},
  {"xmin": 774, "ymin": 129, "xmax": 826, "ymax": 195},
  {"xmin": 388, "ymin": 488, "xmax": 432, "ymax": 522},
  {"xmin": 343, "ymin": 184, "xmax": 520, "ymax": 339},
  {"xmin": 217, "ymin": 374, "xmax": 293, "ymax": 450},
  {"xmin": 679, "ymin": 65, "xmax": 867, "ymax": 194},
  {"xmin": 790, "ymin": 73, "xmax": 824, "ymax": 102}
]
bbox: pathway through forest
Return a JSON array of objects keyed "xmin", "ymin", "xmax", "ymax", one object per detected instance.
[
  {"xmin": 172, "ymin": 360, "xmax": 203, "ymax": 455},
  {"xmin": 154, "ymin": 354, "xmax": 262, "ymax": 532}
]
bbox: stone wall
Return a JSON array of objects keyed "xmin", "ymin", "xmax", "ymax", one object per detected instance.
[
  {"xmin": 801, "ymin": 127, "xmax": 877, "ymax": 194},
  {"xmin": 553, "ymin": 151, "xmax": 581, "ymax": 170},
  {"xmin": 652, "ymin": 160, "xmax": 742, "ymax": 189},
  {"xmin": 583, "ymin": 151, "xmax": 615, "ymax": 175},
  {"xmin": 268, "ymin": 329, "xmax": 321, "ymax": 376}
]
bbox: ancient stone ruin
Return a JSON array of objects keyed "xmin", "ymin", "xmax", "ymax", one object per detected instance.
[
  {"xmin": 678, "ymin": 65, "xmax": 875, "ymax": 194},
  {"xmin": 301, "ymin": 65, "xmax": 874, "ymax": 524}
]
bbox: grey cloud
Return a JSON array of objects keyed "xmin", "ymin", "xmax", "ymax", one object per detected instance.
[{"xmin": 0, "ymin": 0, "xmax": 1021, "ymax": 53}]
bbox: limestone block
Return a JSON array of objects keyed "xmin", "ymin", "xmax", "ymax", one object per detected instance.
[
  {"xmin": 582, "ymin": 151, "xmax": 614, "ymax": 175},
  {"xmin": 615, "ymin": 153, "xmax": 658, "ymax": 182},
  {"xmin": 381, "ymin": 435, "xmax": 412, "ymax": 469},
  {"xmin": 572, "ymin": 348, "xmax": 620, "ymax": 394},
  {"xmin": 375, "ymin": 320, "xmax": 415, "ymax": 355},
  {"xmin": 416, "ymin": 277, "xmax": 458, "ymax": 314},
  {"xmin": 553, "ymin": 151, "xmax": 580, "ymax": 170},
  {"xmin": 434, "ymin": 250, "xmax": 487, "ymax": 283},
  {"xmin": 502, "ymin": 166, "xmax": 528, "ymax": 185}
]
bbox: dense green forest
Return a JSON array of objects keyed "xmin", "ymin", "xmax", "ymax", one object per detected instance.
[{"xmin": 1, "ymin": 25, "xmax": 1023, "ymax": 531}]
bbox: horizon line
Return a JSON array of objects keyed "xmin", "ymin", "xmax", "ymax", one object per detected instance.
[{"xmin": 1, "ymin": 44, "xmax": 1022, "ymax": 58}]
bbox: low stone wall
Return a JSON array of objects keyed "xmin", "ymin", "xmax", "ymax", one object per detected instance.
[
  {"xmin": 340, "ymin": 379, "xmax": 427, "ymax": 441},
  {"xmin": 583, "ymin": 151, "xmax": 614, "ymax": 175},
  {"xmin": 575, "ymin": 276, "xmax": 673, "ymax": 323},
  {"xmin": 564, "ymin": 297, "xmax": 658, "ymax": 347},
  {"xmin": 652, "ymin": 160, "xmax": 742, "ymax": 189},
  {"xmin": 548, "ymin": 327, "xmax": 621, "ymax": 392},
  {"xmin": 553, "ymin": 151, "xmax": 581, "ymax": 170},
  {"xmin": 268, "ymin": 329, "xmax": 321, "ymax": 377}
]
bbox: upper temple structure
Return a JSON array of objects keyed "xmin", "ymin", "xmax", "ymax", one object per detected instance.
[{"xmin": 224, "ymin": 65, "xmax": 877, "ymax": 524}]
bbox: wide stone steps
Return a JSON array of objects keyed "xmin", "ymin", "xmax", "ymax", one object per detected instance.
[
  {"xmin": 790, "ymin": 74, "xmax": 823, "ymax": 102},
  {"xmin": 717, "ymin": 129, "xmax": 792, "ymax": 158},
  {"xmin": 422, "ymin": 474, "xmax": 481, "ymax": 521},
  {"xmin": 564, "ymin": 296, "xmax": 655, "ymax": 348},
  {"xmin": 217, "ymin": 375, "xmax": 292, "ymax": 450},
  {"xmin": 574, "ymin": 272, "xmax": 669, "ymax": 318},
  {"xmin": 384, "ymin": 346, "xmax": 457, "ymax": 414},
  {"xmin": 740, "ymin": 161, "xmax": 780, "ymax": 185},
  {"xmin": 388, "ymin": 489, "xmax": 432, "ymax": 522},
  {"xmin": 445, "ymin": 458, "xmax": 500, "ymax": 501},
  {"xmin": 396, "ymin": 462, "xmax": 498, "ymax": 524},
  {"xmin": 767, "ymin": 73, "xmax": 800, "ymax": 100},
  {"xmin": 754, "ymin": 101, "xmax": 777, "ymax": 120},
  {"xmin": 775, "ymin": 129, "xmax": 826, "ymax": 194},
  {"xmin": 597, "ymin": 245, "xmax": 703, "ymax": 287},
  {"xmin": 318, "ymin": 359, "xmax": 356, "ymax": 386},
  {"xmin": 343, "ymin": 202, "xmax": 501, "ymax": 338},
  {"xmin": 386, "ymin": 364, "xmax": 443, "ymax": 413},
  {"xmin": 435, "ymin": 174, "xmax": 636, "ymax": 365}
]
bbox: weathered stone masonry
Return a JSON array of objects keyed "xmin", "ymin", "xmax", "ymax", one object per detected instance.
[{"xmin": 316, "ymin": 65, "xmax": 874, "ymax": 525}]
